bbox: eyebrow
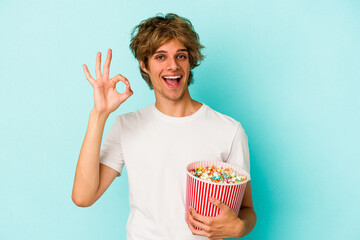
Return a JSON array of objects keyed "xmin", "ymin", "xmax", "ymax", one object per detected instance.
[{"xmin": 154, "ymin": 49, "xmax": 188, "ymax": 54}]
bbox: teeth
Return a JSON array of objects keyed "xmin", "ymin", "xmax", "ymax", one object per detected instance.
[{"xmin": 163, "ymin": 76, "xmax": 181, "ymax": 79}]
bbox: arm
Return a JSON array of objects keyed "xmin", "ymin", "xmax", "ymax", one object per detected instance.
[
  {"xmin": 186, "ymin": 182, "xmax": 256, "ymax": 239},
  {"xmin": 237, "ymin": 182, "xmax": 256, "ymax": 237},
  {"xmin": 72, "ymin": 49, "xmax": 133, "ymax": 207}
]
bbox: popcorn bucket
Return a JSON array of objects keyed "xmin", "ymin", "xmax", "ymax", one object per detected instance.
[{"xmin": 186, "ymin": 161, "xmax": 250, "ymax": 219}]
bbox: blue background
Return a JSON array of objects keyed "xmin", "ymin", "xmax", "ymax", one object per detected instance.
[{"xmin": 0, "ymin": 0, "xmax": 359, "ymax": 239}]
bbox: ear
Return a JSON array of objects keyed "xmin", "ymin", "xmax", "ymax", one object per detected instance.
[{"xmin": 139, "ymin": 60, "xmax": 148, "ymax": 74}]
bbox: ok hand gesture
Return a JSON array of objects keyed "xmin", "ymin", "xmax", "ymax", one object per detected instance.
[{"xmin": 83, "ymin": 49, "xmax": 133, "ymax": 115}]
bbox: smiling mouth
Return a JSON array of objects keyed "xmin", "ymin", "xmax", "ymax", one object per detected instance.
[{"xmin": 162, "ymin": 75, "xmax": 182, "ymax": 88}]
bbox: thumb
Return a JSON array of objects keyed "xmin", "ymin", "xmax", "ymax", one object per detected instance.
[{"xmin": 209, "ymin": 197, "xmax": 229, "ymax": 212}]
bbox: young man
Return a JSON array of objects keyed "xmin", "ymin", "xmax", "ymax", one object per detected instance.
[{"xmin": 72, "ymin": 14, "xmax": 256, "ymax": 239}]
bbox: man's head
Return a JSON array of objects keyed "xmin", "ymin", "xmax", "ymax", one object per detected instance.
[{"xmin": 130, "ymin": 13, "xmax": 204, "ymax": 89}]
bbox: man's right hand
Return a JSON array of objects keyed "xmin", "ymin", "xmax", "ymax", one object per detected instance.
[
  {"xmin": 83, "ymin": 49, "xmax": 133, "ymax": 115},
  {"xmin": 73, "ymin": 49, "xmax": 131, "ymax": 207}
]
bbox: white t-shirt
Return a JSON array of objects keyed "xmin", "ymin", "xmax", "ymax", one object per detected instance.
[{"xmin": 100, "ymin": 103, "xmax": 250, "ymax": 240}]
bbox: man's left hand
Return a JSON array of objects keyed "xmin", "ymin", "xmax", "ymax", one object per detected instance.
[{"xmin": 186, "ymin": 197, "xmax": 245, "ymax": 240}]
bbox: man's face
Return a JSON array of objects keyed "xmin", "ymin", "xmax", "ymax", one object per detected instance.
[{"xmin": 140, "ymin": 39, "xmax": 191, "ymax": 103}]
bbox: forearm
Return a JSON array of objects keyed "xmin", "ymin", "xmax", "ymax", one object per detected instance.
[
  {"xmin": 72, "ymin": 110, "xmax": 109, "ymax": 206},
  {"xmin": 237, "ymin": 207, "xmax": 256, "ymax": 238}
]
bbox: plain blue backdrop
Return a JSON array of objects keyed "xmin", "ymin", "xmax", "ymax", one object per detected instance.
[{"xmin": 0, "ymin": 0, "xmax": 359, "ymax": 239}]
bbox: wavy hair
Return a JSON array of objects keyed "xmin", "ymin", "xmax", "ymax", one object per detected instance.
[{"xmin": 130, "ymin": 13, "xmax": 204, "ymax": 89}]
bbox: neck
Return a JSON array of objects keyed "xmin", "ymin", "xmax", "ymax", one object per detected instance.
[{"xmin": 155, "ymin": 92, "xmax": 202, "ymax": 117}]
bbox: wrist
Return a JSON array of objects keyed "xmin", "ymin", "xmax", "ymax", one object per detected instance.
[
  {"xmin": 89, "ymin": 110, "xmax": 110, "ymax": 125},
  {"xmin": 90, "ymin": 109, "xmax": 110, "ymax": 119}
]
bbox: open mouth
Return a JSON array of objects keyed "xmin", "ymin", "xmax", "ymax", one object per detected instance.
[{"xmin": 162, "ymin": 75, "xmax": 182, "ymax": 88}]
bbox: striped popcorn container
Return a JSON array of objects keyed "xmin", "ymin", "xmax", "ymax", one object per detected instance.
[{"xmin": 186, "ymin": 161, "xmax": 250, "ymax": 219}]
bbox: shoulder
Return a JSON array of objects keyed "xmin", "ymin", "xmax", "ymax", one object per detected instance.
[
  {"xmin": 115, "ymin": 104, "xmax": 153, "ymax": 120},
  {"xmin": 113, "ymin": 104, "xmax": 154, "ymax": 128},
  {"xmin": 202, "ymin": 104, "xmax": 243, "ymax": 131}
]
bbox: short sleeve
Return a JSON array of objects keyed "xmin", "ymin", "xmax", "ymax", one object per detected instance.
[
  {"xmin": 225, "ymin": 124, "xmax": 251, "ymax": 178},
  {"xmin": 100, "ymin": 117, "xmax": 125, "ymax": 177}
]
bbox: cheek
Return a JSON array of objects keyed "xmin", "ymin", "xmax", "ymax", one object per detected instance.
[
  {"xmin": 181, "ymin": 61, "xmax": 191, "ymax": 70},
  {"xmin": 150, "ymin": 65, "xmax": 164, "ymax": 76}
]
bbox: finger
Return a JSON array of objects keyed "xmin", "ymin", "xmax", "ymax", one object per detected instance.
[
  {"xmin": 188, "ymin": 209, "xmax": 211, "ymax": 232},
  {"xmin": 209, "ymin": 197, "xmax": 230, "ymax": 212},
  {"xmin": 95, "ymin": 52, "xmax": 102, "ymax": 79},
  {"xmin": 111, "ymin": 74, "xmax": 127, "ymax": 84},
  {"xmin": 187, "ymin": 220, "xmax": 207, "ymax": 237},
  {"xmin": 186, "ymin": 218, "xmax": 202, "ymax": 236},
  {"xmin": 189, "ymin": 207, "xmax": 213, "ymax": 225},
  {"xmin": 83, "ymin": 64, "xmax": 95, "ymax": 86},
  {"xmin": 187, "ymin": 212, "xmax": 210, "ymax": 237},
  {"xmin": 103, "ymin": 49, "xmax": 112, "ymax": 77},
  {"xmin": 124, "ymin": 78, "xmax": 133, "ymax": 95},
  {"xmin": 111, "ymin": 74, "xmax": 133, "ymax": 94}
]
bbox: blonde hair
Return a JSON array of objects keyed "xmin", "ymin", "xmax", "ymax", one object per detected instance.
[{"xmin": 130, "ymin": 13, "xmax": 204, "ymax": 89}]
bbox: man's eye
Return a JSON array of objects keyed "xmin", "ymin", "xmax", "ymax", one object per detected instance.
[
  {"xmin": 177, "ymin": 55, "xmax": 187, "ymax": 59},
  {"xmin": 155, "ymin": 55, "xmax": 165, "ymax": 60}
]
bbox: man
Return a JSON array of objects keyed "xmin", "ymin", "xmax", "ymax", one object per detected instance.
[{"xmin": 72, "ymin": 13, "xmax": 256, "ymax": 240}]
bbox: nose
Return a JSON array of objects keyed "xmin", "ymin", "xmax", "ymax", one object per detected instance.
[{"xmin": 167, "ymin": 57, "xmax": 180, "ymax": 71}]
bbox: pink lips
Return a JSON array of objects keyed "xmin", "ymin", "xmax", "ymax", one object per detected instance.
[{"xmin": 162, "ymin": 75, "xmax": 182, "ymax": 88}]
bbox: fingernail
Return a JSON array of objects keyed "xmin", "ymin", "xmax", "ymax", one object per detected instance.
[{"xmin": 209, "ymin": 197, "xmax": 214, "ymax": 203}]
